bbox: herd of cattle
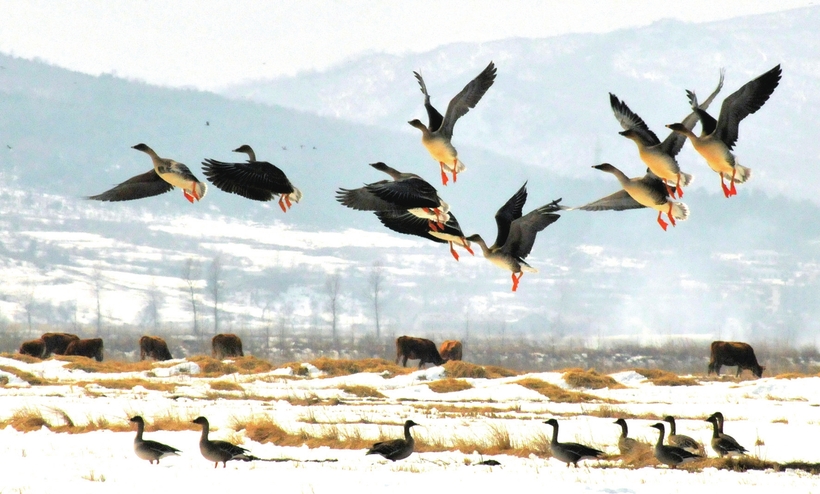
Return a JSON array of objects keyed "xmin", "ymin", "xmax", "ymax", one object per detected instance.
[{"xmin": 15, "ymin": 332, "xmax": 765, "ymax": 379}]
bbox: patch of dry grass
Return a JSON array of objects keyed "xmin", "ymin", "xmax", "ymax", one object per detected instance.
[
  {"xmin": 306, "ymin": 357, "xmax": 413, "ymax": 377},
  {"xmin": 147, "ymin": 412, "xmax": 200, "ymax": 432},
  {"xmin": 0, "ymin": 407, "xmax": 131, "ymax": 434},
  {"xmin": 443, "ymin": 361, "xmax": 521, "ymax": 379},
  {"xmin": 188, "ymin": 355, "xmax": 239, "ymax": 376},
  {"xmin": 209, "ymin": 381, "xmax": 244, "ymax": 391},
  {"xmin": 340, "ymin": 385, "xmax": 386, "ymax": 399},
  {"xmin": 410, "ymin": 403, "xmax": 515, "ymax": 418},
  {"xmin": 54, "ymin": 356, "xmax": 157, "ymax": 373},
  {"xmin": 514, "ymin": 378, "xmax": 605, "ymax": 403},
  {"xmin": 427, "ymin": 378, "xmax": 473, "ymax": 393},
  {"xmin": 774, "ymin": 372, "xmax": 816, "ymax": 380},
  {"xmin": 0, "ymin": 365, "xmax": 47, "ymax": 385},
  {"xmin": 563, "ymin": 369, "xmax": 626, "ymax": 390},
  {"xmin": 632, "ymin": 368, "xmax": 699, "ymax": 386},
  {"xmin": 0, "ymin": 352, "xmax": 42, "ymax": 364},
  {"xmin": 78, "ymin": 379, "xmax": 177, "ymax": 392}
]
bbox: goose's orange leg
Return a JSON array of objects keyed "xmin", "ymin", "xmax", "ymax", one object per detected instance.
[
  {"xmin": 452, "ymin": 159, "xmax": 459, "ymax": 183},
  {"xmin": 656, "ymin": 211, "xmax": 669, "ymax": 231},
  {"xmin": 183, "ymin": 190, "xmax": 195, "ymax": 203},
  {"xmin": 728, "ymin": 168, "xmax": 738, "ymax": 196},
  {"xmin": 720, "ymin": 172, "xmax": 732, "ymax": 198},
  {"xmin": 667, "ymin": 203, "xmax": 677, "ymax": 227},
  {"xmin": 511, "ymin": 272, "xmax": 523, "ymax": 292},
  {"xmin": 460, "ymin": 237, "xmax": 474, "ymax": 256},
  {"xmin": 675, "ymin": 173, "xmax": 683, "ymax": 198},
  {"xmin": 448, "ymin": 242, "xmax": 459, "ymax": 261},
  {"xmin": 439, "ymin": 162, "xmax": 449, "ymax": 186}
]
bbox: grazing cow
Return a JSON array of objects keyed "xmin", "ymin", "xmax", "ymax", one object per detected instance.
[
  {"xmin": 439, "ymin": 340, "xmax": 463, "ymax": 361},
  {"xmin": 212, "ymin": 333, "xmax": 244, "ymax": 360},
  {"xmin": 18, "ymin": 339, "xmax": 46, "ymax": 359},
  {"xmin": 41, "ymin": 332, "xmax": 80, "ymax": 357},
  {"xmin": 139, "ymin": 335, "xmax": 173, "ymax": 361},
  {"xmin": 65, "ymin": 338, "xmax": 105, "ymax": 362},
  {"xmin": 395, "ymin": 336, "xmax": 447, "ymax": 368},
  {"xmin": 708, "ymin": 341, "xmax": 765, "ymax": 378}
]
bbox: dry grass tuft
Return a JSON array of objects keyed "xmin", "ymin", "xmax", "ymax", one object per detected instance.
[
  {"xmin": 632, "ymin": 368, "xmax": 699, "ymax": 386},
  {"xmin": 0, "ymin": 352, "xmax": 42, "ymax": 364},
  {"xmin": 774, "ymin": 372, "xmax": 814, "ymax": 380},
  {"xmin": 55, "ymin": 356, "xmax": 157, "ymax": 373},
  {"xmin": 515, "ymin": 378, "xmax": 602, "ymax": 403},
  {"xmin": 209, "ymin": 381, "xmax": 244, "ymax": 391},
  {"xmin": 443, "ymin": 361, "xmax": 520, "ymax": 379},
  {"xmin": 340, "ymin": 385, "xmax": 386, "ymax": 399},
  {"xmin": 231, "ymin": 355, "xmax": 274, "ymax": 374},
  {"xmin": 3, "ymin": 408, "xmax": 49, "ymax": 432},
  {"xmin": 306, "ymin": 357, "xmax": 413, "ymax": 377},
  {"xmin": 0, "ymin": 365, "xmax": 47, "ymax": 385},
  {"xmin": 188, "ymin": 355, "xmax": 239, "ymax": 376},
  {"xmin": 148, "ymin": 412, "xmax": 200, "ymax": 432},
  {"xmin": 427, "ymin": 378, "xmax": 473, "ymax": 393},
  {"xmin": 615, "ymin": 443, "xmax": 657, "ymax": 467},
  {"xmin": 563, "ymin": 369, "xmax": 625, "ymax": 390}
]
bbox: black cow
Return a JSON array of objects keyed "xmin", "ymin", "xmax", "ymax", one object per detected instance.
[
  {"xmin": 65, "ymin": 338, "xmax": 104, "ymax": 362},
  {"xmin": 395, "ymin": 336, "xmax": 447, "ymax": 368},
  {"xmin": 708, "ymin": 341, "xmax": 765, "ymax": 378},
  {"xmin": 19, "ymin": 339, "xmax": 46, "ymax": 358},
  {"xmin": 139, "ymin": 335, "xmax": 173, "ymax": 361},
  {"xmin": 212, "ymin": 333, "xmax": 244, "ymax": 360},
  {"xmin": 41, "ymin": 332, "xmax": 80, "ymax": 357}
]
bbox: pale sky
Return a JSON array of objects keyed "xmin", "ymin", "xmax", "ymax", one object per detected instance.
[{"xmin": 0, "ymin": 0, "xmax": 815, "ymax": 91}]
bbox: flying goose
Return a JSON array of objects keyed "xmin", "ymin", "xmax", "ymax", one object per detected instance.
[
  {"xmin": 705, "ymin": 412, "xmax": 747, "ymax": 457},
  {"xmin": 649, "ymin": 422, "xmax": 703, "ymax": 468},
  {"xmin": 663, "ymin": 415, "xmax": 704, "ymax": 455},
  {"xmin": 608, "ymin": 69, "xmax": 724, "ymax": 198},
  {"xmin": 667, "ymin": 64, "xmax": 782, "ymax": 198},
  {"xmin": 375, "ymin": 210, "xmax": 474, "ymax": 261},
  {"xmin": 336, "ymin": 162, "xmax": 450, "ymax": 227},
  {"xmin": 201, "ymin": 144, "xmax": 302, "ymax": 212},
  {"xmin": 613, "ymin": 418, "xmax": 641, "ymax": 456},
  {"xmin": 408, "ymin": 62, "xmax": 497, "ymax": 185},
  {"xmin": 88, "ymin": 143, "xmax": 207, "ymax": 203},
  {"xmin": 192, "ymin": 416, "xmax": 253, "ymax": 468},
  {"xmin": 542, "ymin": 418, "xmax": 604, "ymax": 468},
  {"xmin": 576, "ymin": 163, "xmax": 689, "ymax": 231},
  {"xmin": 366, "ymin": 420, "xmax": 419, "ymax": 461},
  {"xmin": 129, "ymin": 416, "xmax": 181, "ymax": 465},
  {"xmin": 466, "ymin": 183, "xmax": 561, "ymax": 291}
]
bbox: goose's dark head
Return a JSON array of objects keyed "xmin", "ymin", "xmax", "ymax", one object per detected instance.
[
  {"xmin": 131, "ymin": 143, "xmax": 151, "ymax": 152},
  {"xmin": 665, "ymin": 123, "xmax": 688, "ymax": 134},
  {"xmin": 129, "ymin": 416, "xmax": 145, "ymax": 425},
  {"xmin": 232, "ymin": 144, "xmax": 253, "ymax": 154},
  {"xmin": 649, "ymin": 422, "xmax": 665, "ymax": 432},
  {"xmin": 407, "ymin": 119, "xmax": 427, "ymax": 131},
  {"xmin": 593, "ymin": 163, "xmax": 617, "ymax": 173}
]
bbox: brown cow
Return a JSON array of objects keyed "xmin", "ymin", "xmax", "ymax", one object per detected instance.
[
  {"xmin": 212, "ymin": 333, "xmax": 244, "ymax": 360},
  {"xmin": 395, "ymin": 336, "xmax": 447, "ymax": 368},
  {"xmin": 19, "ymin": 339, "xmax": 46, "ymax": 358},
  {"xmin": 41, "ymin": 332, "xmax": 80, "ymax": 357},
  {"xmin": 708, "ymin": 341, "xmax": 765, "ymax": 378},
  {"xmin": 65, "ymin": 338, "xmax": 104, "ymax": 362},
  {"xmin": 439, "ymin": 340, "xmax": 463, "ymax": 361},
  {"xmin": 139, "ymin": 335, "xmax": 173, "ymax": 361}
]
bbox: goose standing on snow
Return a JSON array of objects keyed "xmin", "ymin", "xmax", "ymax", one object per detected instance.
[
  {"xmin": 542, "ymin": 418, "xmax": 604, "ymax": 467},
  {"xmin": 663, "ymin": 415, "xmax": 704, "ymax": 455},
  {"xmin": 408, "ymin": 61, "xmax": 497, "ymax": 185},
  {"xmin": 366, "ymin": 420, "xmax": 419, "ymax": 461},
  {"xmin": 576, "ymin": 163, "xmax": 689, "ymax": 231},
  {"xmin": 705, "ymin": 412, "xmax": 748, "ymax": 457},
  {"xmin": 202, "ymin": 144, "xmax": 302, "ymax": 212},
  {"xmin": 649, "ymin": 422, "xmax": 702, "ymax": 468},
  {"xmin": 613, "ymin": 418, "xmax": 642, "ymax": 456},
  {"xmin": 466, "ymin": 183, "xmax": 562, "ymax": 292},
  {"xmin": 88, "ymin": 143, "xmax": 207, "ymax": 203},
  {"xmin": 192, "ymin": 416, "xmax": 253, "ymax": 468},
  {"xmin": 336, "ymin": 162, "xmax": 450, "ymax": 228},
  {"xmin": 129, "ymin": 416, "xmax": 181, "ymax": 465},
  {"xmin": 667, "ymin": 64, "xmax": 782, "ymax": 198},
  {"xmin": 375, "ymin": 210, "xmax": 474, "ymax": 261},
  {"xmin": 608, "ymin": 69, "xmax": 724, "ymax": 198}
]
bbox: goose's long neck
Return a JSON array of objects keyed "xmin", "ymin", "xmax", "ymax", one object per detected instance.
[
  {"xmin": 550, "ymin": 424, "xmax": 559, "ymax": 445},
  {"xmin": 655, "ymin": 427, "xmax": 665, "ymax": 447},
  {"xmin": 244, "ymin": 149, "xmax": 257, "ymax": 161},
  {"xmin": 199, "ymin": 422, "xmax": 210, "ymax": 442},
  {"xmin": 618, "ymin": 422, "xmax": 628, "ymax": 439},
  {"xmin": 708, "ymin": 420, "xmax": 720, "ymax": 439},
  {"xmin": 667, "ymin": 420, "xmax": 677, "ymax": 436},
  {"xmin": 606, "ymin": 167, "xmax": 631, "ymax": 187},
  {"xmin": 404, "ymin": 423, "xmax": 414, "ymax": 443},
  {"xmin": 135, "ymin": 421, "xmax": 144, "ymax": 441},
  {"xmin": 471, "ymin": 236, "xmax": 492, "ymax": 257}
]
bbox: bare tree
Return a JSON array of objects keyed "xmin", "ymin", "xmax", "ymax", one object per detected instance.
[
  {"xmin": 140, "ymin": 278, "xmax": 162, "ymax": 332},
  {"xmin": 182, "ymin": 258, "xmax": 201, "ymax": 336},
  {"xmin": 207, "ymin": 255, "xmax": 223, "ymax": 336},
  {"xmin": 325, "ymin": 272, "xmax": 342, "ymax": 351},
  {"xmin": 19, "ymin": 284, "xmax": 36, "ymax": 333},
  {"xmin": 368, "ymin": 260, "xmax": 385, "ymax": 339},
  {"xmin": 92, "ymin": 266, "xmax": 105, "ymax": 337}
]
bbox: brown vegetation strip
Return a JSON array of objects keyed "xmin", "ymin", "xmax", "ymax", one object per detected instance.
[
  {"xmin": 443, "ymin": 361, "xmax": 521, "ymax": 379},
  {"xmin": 427, "ymin": 378, "xmax": 473, "ymax": 393},
  {"xmin": 563, "ymin": 369, "xmax": 626, "ymax": 390},
  {"xmin": 0, "ymin": 365, "xmax": 47, "ymax": 386},
  {"xmin": 632, "ymin": 368, "xmax": 699, "ymax": 386},
  {"xmin": 514, "ymin": 378, "xmax": 611, "ymax": 403}
]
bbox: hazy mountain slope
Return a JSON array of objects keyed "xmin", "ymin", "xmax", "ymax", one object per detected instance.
[{"xmin": 225, "ymin": 7, "xmax": 819, "ymax": 202}]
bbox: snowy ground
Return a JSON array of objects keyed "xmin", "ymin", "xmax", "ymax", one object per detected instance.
[{"xmin": 1, "ymin": 356, "xmax": 820, "ymax": 493}]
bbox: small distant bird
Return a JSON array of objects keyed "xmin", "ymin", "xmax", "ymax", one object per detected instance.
[
  {"xmin": 375, "ymin": 209, "xmax": 474, "ymax": 261},
  {"xmin": 129, "ymin": 416, "xmax": 181, "ymax": 465},
  {"xmin": 542, "ymin": 418, "xmax": 604, "ymax": 467},
  {"xmin": 192, "ymin": 416, "xmax": 254, "ymax": 468},
  {"xmin": 667, "ymin": 64, "xmax": 782, "ymax": 198},
  {"xmin": 88, "ymin": 143, "xmax": 207, "ymax": 203},
  {"xmin": 336, "ymin": 162, "xmax": 450, "ymax": 229},
  {"xmin": 366, "ymin": 420, "xmax": 419, "ymax": 461},
  {"xmin": 467, "ymin": 182, "xmax": 561, "ymax": 291},
  {"xmin": 575, "ymin": 163, "xmax": 689, "ymax": 231},
  {"xmin": 206, "ymin": 121, "xmax": 210, "ymax": 126},
  {"xmin": 202, "ymin": 144, "xmax": 302, "ymax": 212},
  {"xmin": 408, "ymin": 62, "xmax": 497, "ymax": 185},
  {"xmin": 649, "ymin": 422, "xmax": 702, "ymax": 468},
  {"xmin": 608, "ymin": 69, "xmax": 724, "ymax": 198},
  {"xmin": 705, "ymin": 412, "xmax": 748, "ymax": 457}
]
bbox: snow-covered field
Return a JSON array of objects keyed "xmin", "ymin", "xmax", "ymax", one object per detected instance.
[{"xmin": 1, "ymin": 356, "xmax": 819, "ymax": 493}]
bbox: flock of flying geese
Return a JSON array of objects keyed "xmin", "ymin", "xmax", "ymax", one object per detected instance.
[
  {"xmin": 130, "ymin": 412, "xmax": 747, "ymax": 469},
  {"xmin": 88, "ymin": 62, "xmax": 782, "ymax": 291}
]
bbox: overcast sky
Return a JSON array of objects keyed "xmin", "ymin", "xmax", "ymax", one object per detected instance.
[{"xmin": 0, "ymin": 1, "xmax": 814, "ymax": 91}]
